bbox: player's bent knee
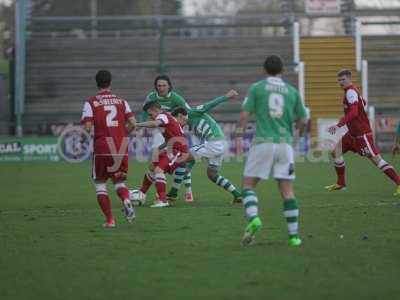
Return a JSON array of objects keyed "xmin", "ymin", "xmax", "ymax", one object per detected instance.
[
  {"xmin": 242, "ymin": 176, "xmax": 259, "ymax": 189},
  {"xmin": 154, "ymin": 166, "xmax": 164, "ymax": 174},
  {"xmin": 113, "ymin": 182, "xmax": 126, "ymax": 191},
  {"xmin": 278, "ymin": 179, "xmax": 295, "ymax": 199},
  {"xmin": 207, "ymin": 166, "xmax": 218, "ymax": 179}
]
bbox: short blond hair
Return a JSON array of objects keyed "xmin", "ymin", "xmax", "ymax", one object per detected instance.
[{"xmin": 337, "ymin": 69, "xmax": 352, "ymax": 77}]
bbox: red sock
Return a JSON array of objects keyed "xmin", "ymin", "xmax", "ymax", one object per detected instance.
[
  {"xmin": 380, "ymin": 164, "xmax": 400, "ymax": 185},
  {"xmin": 116, "ymin": 186, "xmax": 130, "ymax": 202},
  {"xmin": 155, "ymin": 174, "xmax": 167, "ymax": 202},
  {"xmin": 140, "ymin": 172, "xmax": 154, "ymax": 194},
  {"xmin": 334, "ymin": 161, "xmax": 346, "ymax": 186},
  {"xmin": 97, "ymin": 194, "xmax": 113, "ymax": 223}
]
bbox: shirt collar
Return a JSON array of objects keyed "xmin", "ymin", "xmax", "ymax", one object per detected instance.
[
  {"xmin": 156, "ymin": 92, "xmax": 172, "ymax": 99},
  {"xmin": 266, "ymin": 76, "xmax": 284, "ymax": 86},
  {"xmin": 97, "ymin": 89, "xmax": 111, "ymax": 95}
]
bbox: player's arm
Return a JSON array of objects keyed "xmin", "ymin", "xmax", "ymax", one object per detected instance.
[
  {"xmin": 237, "ymin": 111, "xmax": 250, "ymax": 137},
  {"xmin": 81, "ymin": 101, "xmax": 94, "ymax": 134},
  {"xmin": 236, "ymin": 86, "xmax": 255, "ymax": 137},
  {"xmin": 296, "ymin": 117, "xmax": 308, "ymax": 136},
  {"xmin": 328, "ymin": 89, "xmax": 359, "ymax": 135},
  {"xmin": 123, "ymin": 100, "xmax": 137, "ymax": 133},
  {"xmin": 136, "ymin": 119, "xmax": 163, "ymax": 128},
  {"xmin": 126, "ymin": 116, "xmax": 137, "ymax": 133},
  {"xmin": 294, "ymin": 91, "xmax": 309, "ymax": 136},
  {"xmin": 193, "ymin": 90, "xmax": 239, "ymax": 114}
]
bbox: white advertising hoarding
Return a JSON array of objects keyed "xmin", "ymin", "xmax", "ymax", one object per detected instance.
[{"xmin": 306, "ymin": 0, "xmax": 340, "ymax": 14}]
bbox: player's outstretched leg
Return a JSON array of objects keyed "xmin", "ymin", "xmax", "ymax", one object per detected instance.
[
  {"xmin": 372, "ymin": 156, "xmax": 400, "ymax": 195},
  {"xmin": 283, "ymin": 198, "xmax": 301, "ymax": 246},
  {"xmin": 140, "ymin": 171, "xmax": 155, "ymax": 195},
  {"xmin": 114, "ymin": 182, "xmax": 135, "ymax": 223},
  {"xmin": 241, "ymin": 189, "xmax": 262, "ymax": 246},
  {"xmin": 183, "ymin": 172, "xmax": 194, "ymax": 203},
  {"xmin": 209, "ymin": 170, "xmax": 242, "ymax": 203},
  {"xmin": 167, "ymin": 161, "xmax": 195, "ymax": 202},
  {"xmin": 95, "ymin": 182, "xmax": 115, "ymax": 227},
  {"xmin": 167, "ymin": 166, "xmax": 186, "ymax": 201}
]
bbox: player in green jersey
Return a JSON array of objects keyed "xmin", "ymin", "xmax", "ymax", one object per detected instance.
[
  {"xmin": 168, "ymin": 89, "xmax": 242, "ymax": 203},
  {"xmin": 392, "ymin": 122, "xmax": 400, "ymax": 157},
  {"xmin": 142, "ymin": 75, "xmax": 194, "ymax": 202},
  {"xmin": 237, "ymin": 55, "xmax": 308, "ymax": 247}
]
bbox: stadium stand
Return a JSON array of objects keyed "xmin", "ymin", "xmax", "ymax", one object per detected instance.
[
  {"xmin": 24, "ymin": 33, "xmax": 295, "ymax": 130},
  {"xmin": 363, "ymin": 35, "xmax": 400, "ymax": 108},
  {"xmin": 300, "ymin": 36, "xmax": 359, "ymax": 137}
]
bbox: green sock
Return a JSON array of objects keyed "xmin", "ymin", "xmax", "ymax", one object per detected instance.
[
  {"xmin": 242, "ymin": 189, "xmax": 258, "ymax": 221},
  {"xmin": 184, "ymin": 161, "xmax": 195, "ymax": 193},
  {"xmin": 184, "ymin": 172, "xmax": 192, "ymax": 193},
  {"xmin": 169, "ymin": 166, "xmax": 186, "ymax": 195},
  {"xmin": 283, "ymin": 198, "xmax": 299, "ymax": 238},
  {"xmin": 211, "ymin": 175, "xmax": 241, "ymax": 198}
]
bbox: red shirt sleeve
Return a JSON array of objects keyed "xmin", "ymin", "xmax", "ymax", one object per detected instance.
[
  {"xmin": 337, "ymin": 104, "xmax": 358, "ymax": 127},
  {"xmin": 123, "ymin": 100, "xmax": 135, "ymax": 120},
  {"xmin": 156, "ymin": 114, "xmax": 169, "ymax": 127}
]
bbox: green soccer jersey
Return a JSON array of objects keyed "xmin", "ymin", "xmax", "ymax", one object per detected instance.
[
  {"xmin": 189, "ymin": 96, "xmax": 227, "ymax": 141},
  {"xmin": 242, "ymin": 76, "xmax": 307, "ymax": 144},
  {"xmin": 397, "ymin": 122, "xmax": 400, "ymax": 135},
  {"xmin": 139, "ymin": 91, "xmax": 191, "ymax": 121}
]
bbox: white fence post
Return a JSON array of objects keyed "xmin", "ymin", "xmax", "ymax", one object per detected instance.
[
  {"xmin": 293, "ymin": 21, "xmax": 300, "ymax": 64},
  {"xmin": 298, "ymin": 61, "xmax": 305, "ymax": 103},
  {"xmin": 355, "ymin": 19, "xmax": 362, "ymax": 72},
  {"xmin": 362, "ymin": 59, "xmax": 368, "ymax": 101}
]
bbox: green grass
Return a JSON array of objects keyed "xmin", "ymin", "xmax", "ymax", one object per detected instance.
[{"xmin": 1, "ymin": 156, "xmax": 400, "ymax": 300}]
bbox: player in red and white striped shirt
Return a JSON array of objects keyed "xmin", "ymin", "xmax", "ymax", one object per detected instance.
[
  {"xmin": 81, "ymin": 70, "xmax": 137, "ymax": 227},
  {"xmin": 133, "ymin": 101, "xmax": 189, "ymax": 208},
  {"xmin": 326, "ymin": 69, "xmax": 400, "ymax": 196}
]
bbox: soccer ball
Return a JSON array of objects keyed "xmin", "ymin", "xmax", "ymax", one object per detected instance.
[{"xmin": 129, "ymin": 189, "xmax": 146, "ymax": 206}]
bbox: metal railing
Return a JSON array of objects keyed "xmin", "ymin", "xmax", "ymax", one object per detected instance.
[{"xmin": 28, "ymin": 15, "xmax": 290, "ymax": 39}]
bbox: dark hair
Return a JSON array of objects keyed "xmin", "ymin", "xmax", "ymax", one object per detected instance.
[
  {"xmin": 337, "ymin": 69, "xmax": 352, "ymax": 77},
  {"xmin": 263, "ymin": 55, "xmax": 283, "ymax": 76},
  {"xmin": 95, "ymin": 70, "xmax": 112, "ymax": 88},
  {"xmin": 143, "ymin": 100, "xmax": 161, "ymax": 112},
  {"xmin": 154, "ymin": 75, "xmax": 173, "ymax": 92},
  {"xmin": 171, "ymin": 107, "xmax": 188, "ymax": 117}
]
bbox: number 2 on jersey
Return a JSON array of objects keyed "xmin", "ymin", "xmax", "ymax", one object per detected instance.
[
  {"xmin": 104, "ymin": 105, "xmax": 118, "ymax": 127},
  {"xmin": 268, "ymin": 93, "xmax": 284, "ymax": 118}
]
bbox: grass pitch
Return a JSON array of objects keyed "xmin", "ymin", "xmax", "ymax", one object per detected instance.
[{"xmin": 1, "ymin": 155, "xmax": 400, "ymax": 300}]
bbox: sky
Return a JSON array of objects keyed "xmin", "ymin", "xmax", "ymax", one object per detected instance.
[
  {"xmin": 0, "ymin": 0, "xmax": 11, "ymax": 6},
  {"xmin": 0, "ymin": 0, "xmax": 399, "ymax": 14},
  {"xmin": 182, "ymin": 0, "xmax": 400, "ymax": 16}
]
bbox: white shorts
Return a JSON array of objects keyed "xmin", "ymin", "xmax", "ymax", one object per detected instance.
[
  {"xmin": 152, "ymin": 129, "xmax": 165, "ymax": 149},
  {"xmin": 190, "ymin": 140, "xmax": 226, "ymax": 167},
  {"xmin": 244, "ymin": 143, "xmax": 295, "ymax": 180}
]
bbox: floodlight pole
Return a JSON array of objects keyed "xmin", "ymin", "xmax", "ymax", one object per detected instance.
[{"xmin": 15, "ymin": 0, "xmax": 27, "ymax": 137}]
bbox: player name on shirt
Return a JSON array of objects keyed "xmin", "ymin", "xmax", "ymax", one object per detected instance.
[
  {"xmin": 92, "ymin": 95, "xmax": 124, "ymax": 107},
  {"xmin": 265, "ymin": 84, "xmax": 289, "ymax": 94}
]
